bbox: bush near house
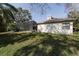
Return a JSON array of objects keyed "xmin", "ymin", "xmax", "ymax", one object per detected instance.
[{"xmin": 0, "ymin": 32, "xmax": 79, "ymax": 56}]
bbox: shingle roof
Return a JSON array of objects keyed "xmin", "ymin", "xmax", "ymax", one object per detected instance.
[{"xmin": 38, "ymin": 18, "xmax": 75, "ymax": 24}]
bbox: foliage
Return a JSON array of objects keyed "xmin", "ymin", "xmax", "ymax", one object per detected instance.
[
  {"xmin": 68, "ymin": 10, "xmax": 79, "ymax": 18},
  {"xmin": 0, "ymin": 3, "xmax": 17, "ymax": 32},
  {"xmin": 30, "ymin": 3, "xmax": 50, "ymax": 15},
  {"xmin": 67, "ymin": 10, "xmax": 79, "ymax": 31},
  {"xmin": 13, "ymin": 8, "xmax": 32, "ymax": 31},
  {"xmin": 7, "ymin": 22, "xmax": 16, "ymax": 31},
  {"xmin": 73, "ymin": 19, "xmax": 79, "ymax": 31}
]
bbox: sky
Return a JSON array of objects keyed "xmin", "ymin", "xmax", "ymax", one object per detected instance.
[{"xmin": 11, "ymin": 3, "xmax": 67, "ymax": 23}]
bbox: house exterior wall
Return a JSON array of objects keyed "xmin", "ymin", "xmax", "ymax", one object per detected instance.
[{"xmin": 37, "ymin": 22, "xmax": 73, "ymax": 35}]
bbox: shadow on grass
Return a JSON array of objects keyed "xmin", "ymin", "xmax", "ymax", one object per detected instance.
[
  {"xmin": 0, "ymin": 32, "xmax": 39, "ymax": 48},
  {"xmin": 0, "ymin": 32, "xmax": 79, "ymax": 56},
  {"xmin": 13, "ymin": 34, "xmax": 79, "ymax": 56}
]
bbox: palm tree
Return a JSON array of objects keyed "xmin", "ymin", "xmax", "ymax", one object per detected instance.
[{"xmin": 0, "ymin": 3, "xmax": 17, "ymax": 32}]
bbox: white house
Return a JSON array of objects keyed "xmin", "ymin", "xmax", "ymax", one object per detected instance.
[{"xmin": 37, "ymin": 17, "xmax": 75, "ymax": 35}]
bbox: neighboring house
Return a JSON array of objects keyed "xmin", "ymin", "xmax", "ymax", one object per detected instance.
[
  {"xmin": 14, "ymin": 20, "xmax": 37, "ymax": 32},
  {"xmin": 25, "ymin": 20, "xmax": 37, "ymax": 32},
  {"xmin": 37, "ymin": 16, "xmax": 75, "ymax": 35}
]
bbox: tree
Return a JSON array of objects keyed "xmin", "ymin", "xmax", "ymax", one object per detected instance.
[
  {"xmin": 0, "ymin": 3, "xmax": 17, "ymax": 32},
  {"xmin": 13, "ymin": 8, "xmax": 32, "ymax": 31},
  {"xmin": 68, "ymin": 10, "xmax": 79, "ymax": 18},
  {"xmin": 67, "ymin": 9, "xmax": 79, "ymax": 31},
  {"xmin": 29, "ymin": 3, "xmax": 50, "ymax": 15},
  {"xmin": 29, "ymin": 3, "xmax": 77, "ymax": 15}
]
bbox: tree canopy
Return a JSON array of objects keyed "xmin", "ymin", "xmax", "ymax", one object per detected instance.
[{"xmin": 0, "ymin": 3, "xmax": 17, "ymax": 32}]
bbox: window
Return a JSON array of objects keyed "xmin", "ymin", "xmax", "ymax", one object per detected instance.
[
  {"xmin": 62, "ymin": 22, "xmax": 70, "ymax": 30},
  {"xmin": 47, "ymin": 24, "xmax": 56, "ymax": 30}
]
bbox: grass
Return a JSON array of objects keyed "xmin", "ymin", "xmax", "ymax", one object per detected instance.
[{"xmin": 0, "ymin": 32, "xmax": 79, "ymax": 56}]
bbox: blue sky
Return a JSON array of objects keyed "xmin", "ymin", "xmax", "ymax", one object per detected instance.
[{"xmin": 11, "ymin": 3, "xmax": 67, "ymax": 23}]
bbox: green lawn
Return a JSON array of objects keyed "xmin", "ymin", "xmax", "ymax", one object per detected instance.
[{"xmin": 0, "ymin": 32, "xmax": 79, "ymax": 56}]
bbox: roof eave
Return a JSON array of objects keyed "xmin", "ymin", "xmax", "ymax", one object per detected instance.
[{"xmin": 37, "ymin": 20, "xmax": 75, "ymax": 25}]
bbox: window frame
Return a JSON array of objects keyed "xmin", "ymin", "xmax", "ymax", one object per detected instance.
[{"xmin": 62, "ymin": 22, "xmax": 70, "ymax": 30}]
